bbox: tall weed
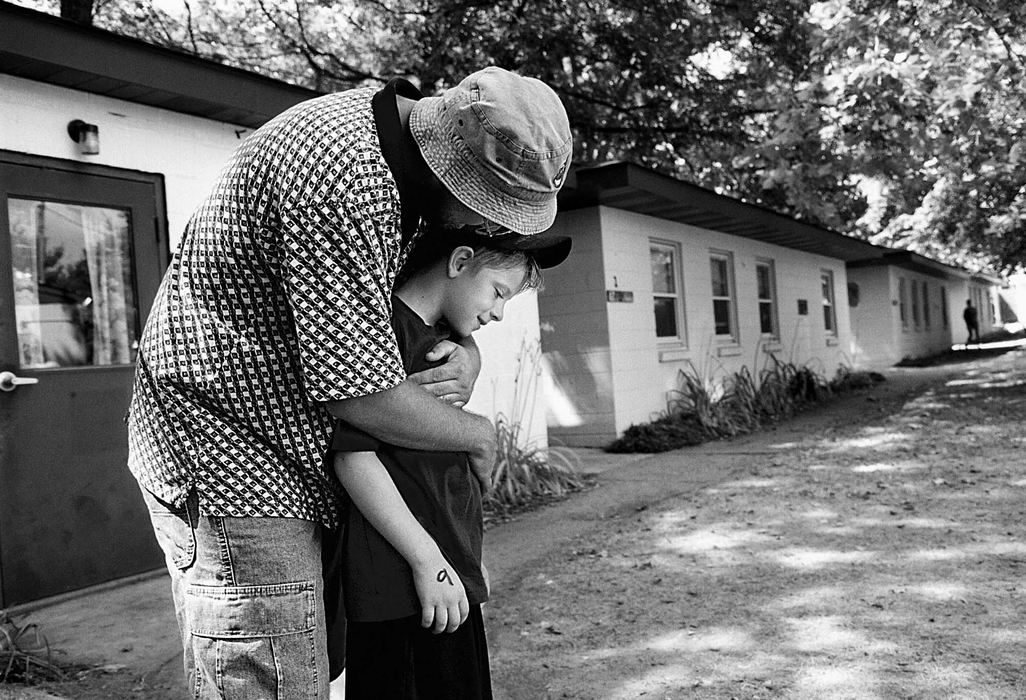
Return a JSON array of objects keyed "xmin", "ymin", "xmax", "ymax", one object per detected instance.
[
  {"xmin": 0, "ymin": 611, "xmax": 63, "ymax": 684},
  {"xmin": 487, "ymin": 339, "xmax": 584, "ymax": 514}
]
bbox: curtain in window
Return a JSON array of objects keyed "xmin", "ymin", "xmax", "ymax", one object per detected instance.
[
  {"xmin": 9, "ymin": 201, "xmax": 46, "ymax": 367},
  {"xmin": 81, "ymin": 207, "xmax": 132, "ymax": 365}
]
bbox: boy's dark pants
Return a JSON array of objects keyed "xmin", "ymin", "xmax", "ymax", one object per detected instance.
[{"xmin": 345, "ymin": 605, "xmax": 493, "ymax": 699}]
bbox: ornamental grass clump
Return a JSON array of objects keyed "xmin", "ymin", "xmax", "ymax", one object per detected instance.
[
  {"xmin": 486, "ymin": 339, "xmax": 585, "ymax": 515},
  {"xmin": 0, "ymin": 611, "xmax": 63, "ymax": 685},
  {"xmin": 607, "ymin": 357, "xmax": 886, "ymax": 453}
]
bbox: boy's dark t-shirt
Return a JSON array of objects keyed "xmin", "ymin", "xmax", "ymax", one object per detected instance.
[{"xmin": 330, "ymin": 296, "xmax": 488, "ymax": 623}]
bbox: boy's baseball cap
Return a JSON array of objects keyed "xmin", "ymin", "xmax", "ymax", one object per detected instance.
[
  {"xmin": 434, "ymin": 224, "xmax": 572, "ymax": 269},
  {"xmin": 481, "ymin": 230, "xmax": 572, "ymax": 269},
  {"xmin": 410, "ymin": 67, "xmax": 573, "ymax": 235}
]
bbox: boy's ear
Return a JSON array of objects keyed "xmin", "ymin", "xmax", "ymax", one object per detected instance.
[{"xmin": 447, "ymin": 246, "xmax": 476, "ymax": 278}]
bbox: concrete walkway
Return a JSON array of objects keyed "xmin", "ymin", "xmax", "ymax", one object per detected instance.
[{"xmin": 0, "ymin": 359, "xmax": 979, "ymax": 699}]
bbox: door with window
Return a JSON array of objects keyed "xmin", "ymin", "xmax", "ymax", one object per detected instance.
[{"xmin": 0, "ymin": 154, "xmax": 168, "ymax": 607}]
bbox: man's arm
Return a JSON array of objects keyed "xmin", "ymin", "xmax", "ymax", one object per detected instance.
[
  {"xmin": 334, "ymin": 451, "xmax": 469, "ymax": 633},
  {"xmin": 408, "ymin": 335, "xmax": 481, "ymax": 407},
  {"xmin": 326, "ymin": 379, "xmax": 496, "ymax": 492}
]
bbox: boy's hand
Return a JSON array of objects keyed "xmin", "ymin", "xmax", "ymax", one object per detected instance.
[
  {"xmin": 409, "ymin": 338, "xmax": 481, "ymax": 407},
  {"xmin": 413, "ymin": 555, "xmax": 469, "ymax": 634}
]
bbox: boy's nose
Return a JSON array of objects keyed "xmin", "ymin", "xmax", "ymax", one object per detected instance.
[{"xmin": 491, "ymin": 301, "xmax": 505, "ymax": 322}]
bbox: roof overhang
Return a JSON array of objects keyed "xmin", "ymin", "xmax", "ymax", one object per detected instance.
[
  {"xmin": 0, "ymin": 2, "xmax": 321, "ymax": 128},
  {"xmin": 847, "ymin": 250, "xmax": 971, "ymax": 281},
  {"xmin": 847, "ymin": 250, "xmax": 1005, "ymax": 285},
  {"xmin": 558, "ymin": 161, "xmax": 888, "ymax": 262}
]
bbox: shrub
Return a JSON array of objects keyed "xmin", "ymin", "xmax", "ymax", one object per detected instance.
[
  {"xmin": 485, "ymin": 339, "xmax": 585, "ymax": 515},
  {"xmin": 829, "ymin": 366, "xmax": 886, "ymax": 391},
  {"xmin": 607, "ymin": 414, "xmax": 710, "ymax": 453},
  {"xmin": 606, "ymin": 359, "xmax": 885, "ymax": 453}
]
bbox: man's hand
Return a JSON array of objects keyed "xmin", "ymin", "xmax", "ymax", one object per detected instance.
[
  {"xmin": 408, "ymin": 338, "xmax": 481, "ymax": 407},
  {"xmin": 412, "ymin": 553, "xmax": 469, "ymax": 634}
]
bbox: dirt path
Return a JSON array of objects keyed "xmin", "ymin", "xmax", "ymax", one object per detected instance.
[{"xmin": 486, "ymin": 349, "xmax": 1026, "ymax": 699}]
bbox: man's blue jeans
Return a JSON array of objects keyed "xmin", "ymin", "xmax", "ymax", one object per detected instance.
[{"xmin": 143, "ymin": 489, "xmax": 330, "ymax": 699}]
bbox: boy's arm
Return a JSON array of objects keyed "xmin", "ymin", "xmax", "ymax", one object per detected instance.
[{"xmin": 334, "ymin": 451, "xmax": 469, "ymax": 634}]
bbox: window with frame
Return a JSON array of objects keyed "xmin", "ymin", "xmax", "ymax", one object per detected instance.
[
  {"xmin": 922, "ymin": 281, "xmax": 931, "ymax": 329},
  {"xmin": 8, "ymin": 198, "xmax": 139, "ymax": 368},
  {"xmin": 940, "ymin": 286, "xmax": 949, "ymax": 329},
  {"xmin": 710, "ymin": 252, "xmax": 737, "ymax": 340},
  {"xmin": 899, "ymin": 277, "xmax": 909, "ymax": 329},
  {"xmin": 755, "ymin": 259, "xmax": 778, "ymax": 338},
  {"xmin": 820, "ymin": 270, "xmax": 837, "ymax": 335},
  {"xmin": 911, "ymin": 279, "xmax": 921, "ymax": 328},
  {"xmin": 650, "ymin": 240, "xmax": 686, "ymax": 343}
]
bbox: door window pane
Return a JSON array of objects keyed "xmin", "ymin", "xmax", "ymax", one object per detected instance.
[{"xmin": 8, "ymin": 198, "xmax": 138, "ymax": 368}]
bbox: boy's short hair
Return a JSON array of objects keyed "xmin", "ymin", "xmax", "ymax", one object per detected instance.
[{"xmin": 401, "ymin": 225, "xmax": 572, "ymax": 292}]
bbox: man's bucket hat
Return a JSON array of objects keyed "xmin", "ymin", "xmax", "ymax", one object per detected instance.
[{"xmin": 410, "ymin": 67, "xmax": 573, "ymax": 235}]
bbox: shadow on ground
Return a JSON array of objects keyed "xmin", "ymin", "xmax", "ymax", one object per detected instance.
[{"xmin": 487, "ymin": 350, "xmax": 1026, "ymax": 699}]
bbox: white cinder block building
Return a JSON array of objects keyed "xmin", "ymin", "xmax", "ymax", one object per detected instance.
[
  {"xmin": 539, "ymin": 163, "xmax": 886, "ymax": 447},
  {"xmin": 847, "ymin": 252, "xmax": 1004, "ymax": 367}
]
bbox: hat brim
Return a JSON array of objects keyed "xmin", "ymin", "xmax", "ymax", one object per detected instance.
[
  {"xmin": 410, "ymin": 97, "xmax": 558, "ymax": 235},
  {"xmin": 431, "ymin": 227, "xmax": 572, "ymax": 269},
  {"xmin": 486, "ymin": 232, "xmax": 572, "ymax": 269}
]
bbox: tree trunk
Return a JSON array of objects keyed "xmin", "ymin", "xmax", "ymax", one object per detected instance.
[{"xmin": 60, "ymin": 0, "xmax": 94, "ymax": 25}]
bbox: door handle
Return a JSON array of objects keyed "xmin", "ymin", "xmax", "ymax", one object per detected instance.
[{"xmin": 0, "ymin": 371, "xmax": 39, "ymax": 392}]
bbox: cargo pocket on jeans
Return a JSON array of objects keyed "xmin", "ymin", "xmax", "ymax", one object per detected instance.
[
  {"xmin": 144, "ymin": 490, "xmax": 197, "ymax": 571},
  {"xmin": 185, "ymin": 582, "xmax": 322, "ymax": 700}
]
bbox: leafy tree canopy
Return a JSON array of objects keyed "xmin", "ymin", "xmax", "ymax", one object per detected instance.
[{"xmin": 16, "ymin": 0, "xmax": 1026, "ymax": 272}]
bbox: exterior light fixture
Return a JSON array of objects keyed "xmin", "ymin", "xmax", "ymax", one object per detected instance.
[{"xmin": 67, "ymin": 119, "xmax": 99, "ymax": 155}]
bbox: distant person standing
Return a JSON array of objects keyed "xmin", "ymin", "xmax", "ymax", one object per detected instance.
[{"xmin": 963, "ymin": 299, "xmax": 981, "ymax": 344}]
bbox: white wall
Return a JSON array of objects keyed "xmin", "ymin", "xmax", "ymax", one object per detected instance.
[
  {"xmin": 465, "ymin": 291, "xmax": 548, "ymax": 448},
  {"xmin": 540, "ymin": 205, "xmax": 853, "ymax": 446},
  {"xmin": 847, "ymin": 266, "xmax": 957, "ymax": 367},
  {"xmin": 1, "ymin": 74, "xmax": 244, "ymax": 243},
  {"xmin": 537, "ymin": 208, "xmax": 616, "ymax": 447},
  {"xmin": 2, "ymin": 75, "xmax": 543, "ymax": 441}
]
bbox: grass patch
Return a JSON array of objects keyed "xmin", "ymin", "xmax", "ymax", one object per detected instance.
[
  {"xmin": 608, "ymin": 360, "xmax": 885, "ymax": 453},
  {"xmin": 484, "ymin": 339, "xmax": 587, "ymax": 522},
  {"xmin": 1, "ymin": 611, "xmax": 64, "ymax": 685}
]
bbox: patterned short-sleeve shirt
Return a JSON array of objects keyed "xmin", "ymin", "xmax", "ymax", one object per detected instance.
[{"xmin": 127, "ymin": 80, "xmax": 428, "ymax": 528}]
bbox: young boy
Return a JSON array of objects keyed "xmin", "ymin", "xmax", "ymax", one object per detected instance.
[{"xmin": 326, "ymin": 225, "xmax": 571, "ymax": 699}]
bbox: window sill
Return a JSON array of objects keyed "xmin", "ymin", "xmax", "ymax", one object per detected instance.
[
  {"xmin": 658, "ymin": 347, "xmax": 689, "ymax": 363},
  {"xmin": 825, "ymin": 336, "xmax": 839, "ymax": 346},
  {"xmin": 761, "ymin": 340, "xmax": 782, "ymax": 353},
  {"xmin": 716, "ymin": 344, "xmax": 743, "ymax": 357}
]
